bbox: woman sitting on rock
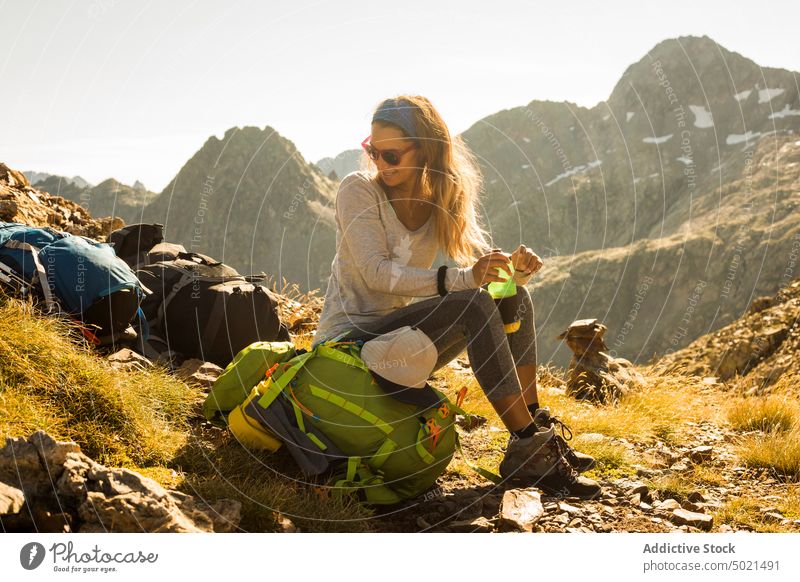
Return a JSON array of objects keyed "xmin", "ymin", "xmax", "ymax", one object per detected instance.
[{"xmin": 312, "ymin": 95, "xmax": 600, "ymax": 499}]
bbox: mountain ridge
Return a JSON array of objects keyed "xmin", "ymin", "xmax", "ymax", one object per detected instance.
[{"xmin": 143, "ymin": 125, "xmax": 337, "ymax": 289}]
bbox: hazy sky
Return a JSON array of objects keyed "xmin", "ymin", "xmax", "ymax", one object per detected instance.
[{"xmin": 2, "ymin": 0, "xmax": 798, "ymax": 191}]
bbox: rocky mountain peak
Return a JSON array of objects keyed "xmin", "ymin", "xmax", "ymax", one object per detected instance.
[{"xmin": 143, "ymin": 125, "xmax": 337, "ymax": 289}]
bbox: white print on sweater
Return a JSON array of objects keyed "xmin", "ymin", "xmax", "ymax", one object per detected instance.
[{"xmin": 390, "ymin": 234, "xmax": 413, "ymax": 291}]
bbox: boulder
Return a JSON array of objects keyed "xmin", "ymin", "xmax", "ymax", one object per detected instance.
[
  {"xmin": 716, "ymin": 339, "xmax": 755, "ymax": 379},
  {"xmin": 499, "ymin": 488, "xmax": 544, "ymax": 532},
  {"xmin": 670, "ymin": 460, "xmax": 691, "ymax": 472},
  {"xmin": 558, "ymin": 502, "xmax": 583, "ymax": 516},
  {"xmin": 0, "ymin": 199, "xmax": 18, "ymax": 220},
  {"xmin": 455, "ymin": 414, "xmax": 489, "ymax": 432},
  {"xmin": 176, "ymin": 359, "xmax": 224, "ymax": 389},
  {"xmin": 0, "ymin": 431, "xmax": 241, "ymax": 533},
  {"xmin": 762, "ymin": 511, "xmax": 785, "ymax": 523},
  {"xmin": 0, "ymin": 162, "xmax": 119, "ymax": 239},
  {"xmin": 0, "ymin": 482, "xmax": 25, "ymax": 514},
  {"xmin": 671, "ymin": 508, "xmax": 713, "ymax": 531},
  {"xmin": 628, "ymin": 482, "xmax": 651, "ymax": 502},
  {"xmin": 107, "ymin": 348, "xmax": 153, "ymax": 371},
  {"xmin": 681, "ymin": 500, "xmax": 704, "ymax": 513},
  {"xmin": 656, "ymin": 498, "xmax": 681, "ymax": 511}
]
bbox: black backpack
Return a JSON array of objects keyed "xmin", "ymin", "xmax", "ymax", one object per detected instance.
[
  {"xmin": 107, "ymin": 223, "xmax": 165, "ymax": 269},
  {"xmin": 119, "ymin": 232, "xmax": 290, "ymax": 366}
]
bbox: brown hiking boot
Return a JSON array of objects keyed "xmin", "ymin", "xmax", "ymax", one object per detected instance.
[
  {"xmin": 533, "ymin": 408, "xmax": 596, "ymax": 473},
  {"xmin": 499, "ymin": 425, "xmax": 601, "ymax": 499}
]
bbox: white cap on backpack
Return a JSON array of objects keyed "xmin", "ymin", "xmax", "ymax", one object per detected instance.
[{"xmin": 360, "ymin": 326, "xmax": 441, "ymax": 407}]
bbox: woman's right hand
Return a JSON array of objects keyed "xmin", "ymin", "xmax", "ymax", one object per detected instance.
[{"xmin": 471, "ymin": 249, "xmax": 513, "ymax": 286}]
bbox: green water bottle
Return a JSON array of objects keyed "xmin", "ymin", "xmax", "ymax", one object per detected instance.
[{"xmin": 487, "ymin": 257, "xmax": 521, "ymax": 334}]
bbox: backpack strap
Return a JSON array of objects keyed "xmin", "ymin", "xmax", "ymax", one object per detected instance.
[
  {"xmin": 2, "ymin": 239, "xmax": 56, "ymax": 312},
  {"xmin": 134, "ymin": 307, "xmax": 150, "ymax": 341},
  {"xmin": 249, "ymin": 372, "xmax": 330, "ymax": 453},
  {"xmin": 331, "ymin": 457, "xmax": 404, "ymax": 505},
  {"xmin": 264, "ymin": 345, "xmax": 399, "ymax": 458},
  {"xmin": 268, "ymin": 335, "xmax": 366, "ymax": 390},
  {"xmin": 307, "ymin": 383, "xmax": 392, "ymax": 435},
  {"xmin": 283, "ymin": 389, "xmax": 328, "ymax": 451},
  {"xmin": 270, "ymin": 350, "xmax": 317, "ymax": 391},
  {"xmin": 176, "ymin": 251, "xmax": 222, "ymax": 266},
  {"xmin": 415, "ymin": 424, "xmax": 436, "ymax": 464},
  {"xmin": 369, "ymin": 437, "xmax": 397, "ymax": 469}
]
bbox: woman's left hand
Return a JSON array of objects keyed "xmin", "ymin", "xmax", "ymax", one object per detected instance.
[{"xmin": 510, "ymin": 245, "xmax": 543, "ymax": 278}]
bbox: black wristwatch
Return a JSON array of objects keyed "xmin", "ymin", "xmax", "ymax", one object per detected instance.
[{"xmin": 437, "ymin": 265, "xmax": 448, "ymax": 296}]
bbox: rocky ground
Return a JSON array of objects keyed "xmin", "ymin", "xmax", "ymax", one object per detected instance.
[
  {"xmin": 0, "ymin": 431, "xmax": 243, "ymax": 533},
  {"xmin": 657, "ymin": 279, "xmax": 800, "ymax": 394},
  {"xmin": 0, "ymin": 163, "xmax": 122, "ymax": 239},
  {"xmin": 364, "ymin": 279, "xmax": 800, "ymax": 533},
  {"xmin": 369, "ymin": 358, "xmax": 800, "ymax": 533}
]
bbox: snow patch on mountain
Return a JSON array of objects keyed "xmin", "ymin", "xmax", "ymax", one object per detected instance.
[
  {"xmin": 545, "ymin": 160, "xmax": 602, "ymax": 187},
  {"xmin": 689, "ymin": 105, "xmax": 714, "ymax": 128},
  {"xmin": 643, "ymin": 134, "xmax": 673, "ymax": 145}
]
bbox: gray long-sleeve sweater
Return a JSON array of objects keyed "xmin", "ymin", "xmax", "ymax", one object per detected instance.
[{"xmin": 312, "ymin": 170, "xmax": 530, "ymax": 347}]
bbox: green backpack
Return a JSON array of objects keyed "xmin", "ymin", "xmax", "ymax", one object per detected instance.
[{"xmin": 203, "ymin": 336, "xmax": 468, "ymax": 505}]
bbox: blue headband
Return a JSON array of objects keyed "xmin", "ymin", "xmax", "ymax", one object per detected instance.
[{"xmin": 372, "ymin": 99, "xmax": 419, "ymax": 139}]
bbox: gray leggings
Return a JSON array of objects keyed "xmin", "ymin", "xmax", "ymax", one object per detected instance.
[{"xmin": 341, "ymin": 285, "xmax": 537, "ymax": 402}]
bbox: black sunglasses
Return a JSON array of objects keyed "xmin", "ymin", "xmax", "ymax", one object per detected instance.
[{"xmin": 361, "ymin": 136, "xmax": 417, "ymax": 166}]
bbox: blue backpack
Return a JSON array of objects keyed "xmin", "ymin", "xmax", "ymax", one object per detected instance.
[{"xmin": 0, "ymin": 221, "xmax": 146, "ymax": 342}]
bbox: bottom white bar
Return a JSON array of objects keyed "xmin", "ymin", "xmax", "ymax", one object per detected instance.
[{"xmin": 1, "ymin": 533, "xmax": 799, "ymax": 581}]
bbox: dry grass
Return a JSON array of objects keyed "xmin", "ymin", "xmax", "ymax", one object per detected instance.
[
  {"xmin": 771, "ymin": 371, "xmax": 800, "ymax": 396},
  {"xmin": 576, "ymin": 438, "xmax": 635, "ymax": 479},
  {"xmin": 736, "ymin": 429, "xmax": 800, "ymax": 478},
  {"xmin": 646, "ymin": 472, "xmax": 696, "ymax": 501},
  {"xmin": 727, "ymin": 396, "xmax": 800, "ymax": 432},
  {"xmin": 171, "ymin": 431, "xmax": 374, "ymax": 532},
  {"xmin": 687, "ymin": 463, "xmax": 729, "ymax": 487},
  {"xmin": 0, "ymin": 297, "xmax": 197, "ymax": 466},
  {"xmin": 646, "ymin": 464, "xmax": 727, "ymax": 502},
  {"xmin": 268, "ymin": 279, "xmax": 323, "ymax": 350},
  {"xmin": 537, "ymin": 371, "xmax": 724, "ymax": 448},
  {"xmin": 726, "ymin": 391, "xmax": 800, "ymax": 479},
  {"xmin": 0, "ymin": 294, "xmax": 373, "ymax": 531},
  {"xmin": 715, "ymin": 486, "xmax": 800, "ymax": 532}
]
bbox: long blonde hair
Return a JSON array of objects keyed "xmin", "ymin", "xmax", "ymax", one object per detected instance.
[{"xmin": 367, "ymin": 95, "xmax": 492, "ymax": 266}]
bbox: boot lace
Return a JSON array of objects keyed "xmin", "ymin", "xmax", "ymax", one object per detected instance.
[
  {"xmin": 547, "ymin": 414, "xmax": 574, "ymax": 442},
  {"xmin": 553, "ymin": 449, "xmax": 581, "ymax": 481}
]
